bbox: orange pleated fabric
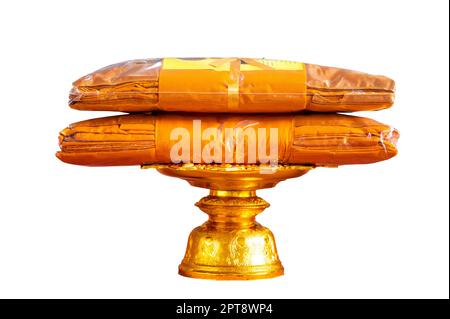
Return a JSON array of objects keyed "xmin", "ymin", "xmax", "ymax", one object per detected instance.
[
  {"xmin": 69, "ymin": 58, "xmax": 395, "ymax": 113},
  {"xmin": 57, "ymin": 113, "xmax": 398, "ymax": 167}
]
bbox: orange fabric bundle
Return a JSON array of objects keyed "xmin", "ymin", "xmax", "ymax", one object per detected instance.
[
  {"xmin": 69, "ymin": 58, "xmax": 395, "ymax": 113},
  {"xmin": 57, "ymin": 113, "xmax": 398, "ymax": 167}
]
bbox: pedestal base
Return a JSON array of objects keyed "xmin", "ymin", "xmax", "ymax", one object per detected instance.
[
  {"xmin": 179, "ymin": 190, "xmax": 284, "ymax": 280},
  {"xmin": 144, "ymin": 164, "xmax": 313, "ymax": 280}
]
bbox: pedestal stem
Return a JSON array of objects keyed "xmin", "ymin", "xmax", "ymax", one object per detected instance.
[{"xmin": 179, "ymin": 189, "xmax": 284, "ymax": 280}]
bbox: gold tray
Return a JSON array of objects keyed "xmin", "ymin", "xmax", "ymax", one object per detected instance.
[{"xmin": 142, "ymin": 164, "xmax": 314, "ymax": 280}]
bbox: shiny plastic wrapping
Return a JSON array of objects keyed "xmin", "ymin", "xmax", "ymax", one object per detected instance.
[
  {"xmin": 69, "ymin": 58, "xmax": 395, "ymax": 113},
  {"xmin": 57, "ymin": 113, "xmax": 398, "ymax": 166}
]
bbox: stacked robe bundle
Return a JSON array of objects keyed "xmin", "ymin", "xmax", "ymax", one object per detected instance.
[{"xmin": 57, "ymin": 57, "xmax": 399, "ymax": 166}]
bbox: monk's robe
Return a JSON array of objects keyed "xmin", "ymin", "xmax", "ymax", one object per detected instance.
[
  {"xmin": 56, "ymin": 113, "xmax": 399, "ymax": 166},
  {"xmin": 69, "ymin": 58, "xmax": 395, "ymax": 113}
]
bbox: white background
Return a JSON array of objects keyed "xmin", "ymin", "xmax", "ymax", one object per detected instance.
[{"xmin": 0, "ymin": 0, "xmax": 448, "ymax": 299}]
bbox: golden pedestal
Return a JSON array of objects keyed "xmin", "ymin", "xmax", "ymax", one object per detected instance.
[{"xmin": 143, "ymin": 164, "xmax": 313, "ymax": 280}]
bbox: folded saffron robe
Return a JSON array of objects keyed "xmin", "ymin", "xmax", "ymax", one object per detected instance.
[
  {"xmin": 57, "ymin": 113, "xmax": 399, "ymax": 166},
  {"xmin": 69, "ymin": 58, "xmax": 395, "ymax": 113}
]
